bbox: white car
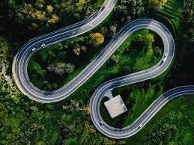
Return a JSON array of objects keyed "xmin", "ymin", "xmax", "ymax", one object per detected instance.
[
  {"xmin": 163, "ymin": 54, "xmax": 167, "ymax": 61},
  {"xmin": 100, "ymin": 121, "xmax": 104, "ymax": 125},
  {"xmin": 139, "ymin": 124, "xmax": 143, "ymax": 128},
  {"xmin": 32, "ymin": 48, "xmax": 36, "ymax": 52},
  {"xmin": 41, "ymin": 44, "xmax": 46, "ymax": 47}
]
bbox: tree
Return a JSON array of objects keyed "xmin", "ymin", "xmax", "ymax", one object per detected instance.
[
  {"xmin": 148, "ymin": 0, "xmax": 167, "ymax": 9},
  {"xmin": 109, "ymin": 24, "xmax": 117, "ymax": 36},
  {"xmin": 48, "ymin": 14, "xmax": 59, "ymax": 24},
  {"xmin": 47, "ymin": 63, "xmax": 66, "ymax": 76},
  {"xmin": 64, "ymin": 63, "xmax": 75, "ymax": 74},
  {"xmin": 90, "ymin": 32, "xmax": 104, "ymax": 46},
  {"xmin": 145, "ymin": 33, "xmax": 154, "ymax": 47},
  {"xmin": 47, "ymin": 5, "xmax": 53, "ymax": 13},
  {"xmin": 73, "ymin": 45, "xmax": 87, "ymax": 56},
  {"xmin": 146, "ymin": 33, "xmax": 154, "ymax": 44},
  {"xmin": 55, "ymin": 63, "xmax": 66, "ymax": 75},
  {"xmin": 110, "ymin": 55, "xmax": 119, "ymax": 63},
  {"xmin": 73, "ymin": 47, "xmax": 81, "ymax": 56}
]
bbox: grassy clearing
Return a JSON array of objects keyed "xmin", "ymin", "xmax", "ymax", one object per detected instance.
[
  {"xmin": 126, "ymin": 95, "xmax": 194, "ymax": 144},
  {"xmin": 100, "ymin": 82, "xmax": 164, "ymax": 128},
  {"xmin": 100, "ymin": 29, "xmax": 163, "ymax": 128},
  {"xmin": 158, "ymin": 0, "xmax": 183, "ymax": 35},
  {"xmin": 123, "ymin": 83, "xmax": 164, "ymax": 127}
]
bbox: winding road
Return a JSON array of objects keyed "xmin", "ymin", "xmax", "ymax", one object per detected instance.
[
  {"xmin": 12, "ymin": 0, "xmax": 194, "ymax": 139},
  {"xmin": 12, "ymin": 0, "xmax": 117, "ymax": 102}
]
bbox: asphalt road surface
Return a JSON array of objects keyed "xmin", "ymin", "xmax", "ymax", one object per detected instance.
[{"xmin": 12, "ymin": 0, "xmax": 194, "ymax": 139}]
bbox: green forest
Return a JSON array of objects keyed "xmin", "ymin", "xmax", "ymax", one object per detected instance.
[{"xmin": 0, "ymin": 0, "xmax": 194, "ymax": 144}]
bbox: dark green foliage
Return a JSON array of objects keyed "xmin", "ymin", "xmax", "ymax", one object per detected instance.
[{"xmin": 0, "ymin": 0, "xmax": 194, "ymax": 144}]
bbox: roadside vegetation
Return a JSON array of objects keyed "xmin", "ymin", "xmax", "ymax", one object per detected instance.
[
  {"xmin": 100, "ymin": 29, "xmax": 163, "ymax": 128},
  {"xmin": 0, "ymin": 0, "xmax": 194, "ymax": 144},
  {"xmin": 104, "ymin": 0, "xmax": 194, "ymax": 144}
]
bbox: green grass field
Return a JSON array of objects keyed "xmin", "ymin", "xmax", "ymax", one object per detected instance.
[
  {"xmin": 99, "ymin": 29, "xmax": 163, "ymax": 127},
  {"xmin": 158, "ymin": 0, "xmax": 183, "ymax": 36}
]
